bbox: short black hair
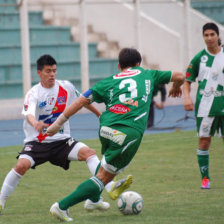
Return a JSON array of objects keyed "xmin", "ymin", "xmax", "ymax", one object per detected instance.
[
  {"xmin": 203, "ymin": 22, "xmax": 219, "ymax": 36},
  {"xmin": 119, "ymin": 48, "xmax": 142, "ymax": 69},
  {"xmin": 36, "ymin": 54, "xmax": 57, "ymax": 71},
  {"xmin": 203, "ymin": 22, "xmax": 221, "ymax": 46}
]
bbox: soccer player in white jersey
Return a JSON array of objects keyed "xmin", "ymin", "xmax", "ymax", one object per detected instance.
[
  {"xmin": 0, "ymin": 55, "xmax": 133, "ymax": 216},
  {"xmin": 184, "ymin": 23, "xmax": 224, "ymax": 189}
]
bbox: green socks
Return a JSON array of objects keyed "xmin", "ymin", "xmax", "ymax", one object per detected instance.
[
  {"xmin": 197, "ymin": 149, "xmax": 210, "ymax": 180},
  {"xmin": 59, "ymin": 176, "xmax": 104, "ymax": 210}
]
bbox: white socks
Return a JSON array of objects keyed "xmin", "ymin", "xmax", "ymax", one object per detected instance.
[
  {"xmin": 0, "ymin": 169, "xmax": 22, "ymax": 205},
  {"xmin": 86, "ymin": 155, "xmax": 114, "ymax": 192},
  {"xmin": 86, "ymin": 155, "xmax": 100, "ymax": 175}
]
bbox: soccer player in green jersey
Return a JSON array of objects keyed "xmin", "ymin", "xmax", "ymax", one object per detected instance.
[
  {"xmin": 47, "ymin": 48, "xmax": 184, "ymax": 221},
  {"xmin": 184, "ymin": 22, "xmax": 224, "ymax": 189}
]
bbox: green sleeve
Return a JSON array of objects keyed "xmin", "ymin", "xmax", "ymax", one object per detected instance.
[
  {"xmin": 153, "ymin": 70, "xmax": 172, "ymax": 87},
  {"xmin": 185, "ymin": 53, "xmax": 200, "ymax": 82}
]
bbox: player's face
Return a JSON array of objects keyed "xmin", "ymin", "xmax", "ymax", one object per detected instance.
[
  {"xmin": 38, "ymin": 64, "xmax": 57, "ymax": 88},
  {"xmin": 203, "ymin": 29, "xmax": 219, "ymax": 49}
]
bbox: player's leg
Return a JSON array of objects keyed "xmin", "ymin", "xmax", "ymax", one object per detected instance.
[
  {"xmin": 50, "ymin": 166, "xmax": 114, "ymax": 221},
  {"xmin": 0, "ymin": 157, "xmax": 32, "ymax": 214},
  {"xmin": 196, "ymin": 117, "xmax": 215, "ymax": 189},
  {"xmin": 50, "ymin": 126, "xmax": 142, "ymax": 221},
  {"xmin": 68, "ymin": 141, "xmax": 133, "ymax": 199}
]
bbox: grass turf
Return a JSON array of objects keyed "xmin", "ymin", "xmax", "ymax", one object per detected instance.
[{"xmin": 0, "ymin": 130, "xmax": 223, "ymax": 224}]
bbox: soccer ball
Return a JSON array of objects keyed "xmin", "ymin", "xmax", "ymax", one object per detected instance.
[{"xmin": 117, "ymin": 191, "xmax": 143, "ymax": 215}]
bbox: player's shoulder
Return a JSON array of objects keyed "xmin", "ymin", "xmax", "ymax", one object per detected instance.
[
  {"xmin": 26, "ymin": 83, "xmax": 40, "ymax": 96},
  {"xmin": 57, "ymin": 80, "xmax": 75, "ymax": 89},
  {"xmin": 192, "ymin": 49, "xmax": 207, "ymax": 62}
]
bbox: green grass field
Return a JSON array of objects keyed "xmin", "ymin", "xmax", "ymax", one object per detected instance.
[{"xmin": 0, "ymin": 130, "xmax": 223, "ymax": 224}]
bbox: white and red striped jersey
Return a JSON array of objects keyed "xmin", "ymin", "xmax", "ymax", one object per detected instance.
[{"xmin": 22, "ymin": 80, "xmax": 81, "ymax": 143}]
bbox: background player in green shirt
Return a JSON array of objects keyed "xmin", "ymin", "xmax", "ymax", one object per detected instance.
[
  {"xmin": 184, "ymin": 23, "xmax": 224, "ymax": 189},
  {"xmin": 47, "ymin": 48, "xmax": 184, "ymax": 222}
]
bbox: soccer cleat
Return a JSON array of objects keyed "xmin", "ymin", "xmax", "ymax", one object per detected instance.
[
  {"xmin": 50, "ymin": 202, "xmax": 73, "ymax": 222},
  {"xmin": 84, "ymin": 197, "xmax": 110, "ymax": 211},
  {"xmin": 201, "ymin": 177, "xmax": 210, "ymax": 189},
  {"xmin": 0, "ymin": 199, "xmax": 5, "ymax": 215},
  {"xmin": 108, "ymin": 175, "xmax": 133, "ymax": 200}
]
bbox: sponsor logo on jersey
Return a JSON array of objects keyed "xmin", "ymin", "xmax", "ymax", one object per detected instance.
[
  {"xmin": 58, "ymin": 96, "xmax": 66, "ymax": 105},
  {"xmin": 24, "ymin": 145, "xmax": 32, "ymax": 151},
  {"xmin": 39, "ymin": 101, "xmax": 47, "ymax": 109},
  {"xmin": 24, "ymin": 104, "xmax": 28, "ymax": 111},
  {"xmin": 109, "ymin": 104, "xmax": 131, "ymax": 114},
  {"xmin": 200, "ymin": 89, "xmax": 224, "ymax": 97},
  {"xmin": 124, "ymin": 99, "xmax": 138, "ymax": 107},
  {"xmin": 52, "ymin": 106, "xmax": 58, "ymax": 112},
  {"xmin": 100, "ymin": 126, "xmax": 127, "ymax": 145},
  {"xmin": 201, "ymin": 55, "xmax": 208, "ymax": 63},
  {"xmin": 113, "ymin": 69, "xmax": 141, "ymax": 79}
]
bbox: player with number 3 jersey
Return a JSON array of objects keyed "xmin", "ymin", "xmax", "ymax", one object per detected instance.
[{"xmin": 47, "ymin": 48, "xmax": 184, "ymax": 222}]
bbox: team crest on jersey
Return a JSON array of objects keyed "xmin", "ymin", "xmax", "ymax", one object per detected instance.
[
  {"xmin": 113, "ymin": 69, "xmax": 141, "ymax": 79},
  {"xmin": 109, "ymin": 104, "xmax": 131, "ymax": 114},
  {"xmin": 57, "ymin": 96, "xmax": 66, "ymax": 105},
  {"xmin": 47, "ymin": 97, "xmax": 56, "ymax": 105},
  {"xmin": 201, "ymin": 55, "xmax": 208, "ymax": 63}
]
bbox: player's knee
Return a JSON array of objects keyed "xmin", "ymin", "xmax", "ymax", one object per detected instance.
[
  {"xmin": 14, "ymin": 159, "xmax": 31, "ymax": 175},
  {"xmin": 78, "ymin": 147, "xmax": 96, "ymax": 161}
]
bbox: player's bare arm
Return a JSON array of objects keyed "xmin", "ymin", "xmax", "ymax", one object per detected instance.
[
  {"xmin": 26, "ymin": 114, "xmax": 48, "ymax": 132},
  {"xmin": 84, "ymin": 103, "xmax": 101, "ymax": 117},
  {"xmin": 183, "ymin": 80, "xmax": 194, "ymax": 111},
  {"xmin": 168, "ymin": 71, "xmax": 185, "ymax": 97},
  {"xmin": 47, "ymin": 96, "xmax": 90, "ymax": 136}
]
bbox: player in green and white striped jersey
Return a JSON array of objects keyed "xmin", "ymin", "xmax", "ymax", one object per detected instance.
[{"xmin": 184, "ymin": 23, "xmax": 224, "ymax": 189}]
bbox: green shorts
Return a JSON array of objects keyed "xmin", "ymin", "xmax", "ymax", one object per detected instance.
[
  {"xmin": 99, "ymin": 125, "xmax": 143, "ymax": 174},
  {"xmin": 196, "ymin": 116, "xmax": 224, "ymax": 137}
]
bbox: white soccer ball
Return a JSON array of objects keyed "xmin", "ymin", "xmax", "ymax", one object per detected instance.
[{"xmin": 117, "ymin": 191, "xmax": 143, "ymax": 215}]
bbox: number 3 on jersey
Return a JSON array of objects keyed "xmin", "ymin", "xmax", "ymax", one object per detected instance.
[{"xmin": 119, "ymin": 78, "xmax": 137, "ymax": 102}]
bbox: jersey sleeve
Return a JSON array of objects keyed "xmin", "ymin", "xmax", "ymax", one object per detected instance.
[
  {"xmin": 153, "ymin": 70, "xmax": 172, "ymax": 87},
  {"xmin": 22, "ymin": 89, "xmax": 37, "ymax": 117},
  {"xmin": 89, "ymin": 78, "xmax": 110, "ymax": 103},
  {"xmin": 185, "ymin": 53, "xmax": 200, "ymax": 82}
]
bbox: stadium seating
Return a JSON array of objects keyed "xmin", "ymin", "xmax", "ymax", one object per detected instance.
[
  {"xmin": 191, "ymin": 1, "xmax": 224, "ymax": 25},
  {"xmin": 0, "ymin": 0, "xmax": 118, "ymax": 99}
]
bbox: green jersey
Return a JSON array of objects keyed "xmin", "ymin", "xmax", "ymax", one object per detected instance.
[
  {"xmin": 186, "ymin": 47, "xmax": 224, "ymax": 117},
  {"xmin": 89, "ymin": 66, "xmax": 172, "ymax": 134}
]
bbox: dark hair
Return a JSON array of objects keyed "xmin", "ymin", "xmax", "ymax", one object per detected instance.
[
  {"xmin": 36, "ymin": 55, "xmax": 57, "ymax": 71},
  {"xmin": 203, "ymin": 22, "xmax": 219, "ymax": 36},
  {"xmin": 119, "ymin": 48, "xmax": 142, "ymax": 69}
]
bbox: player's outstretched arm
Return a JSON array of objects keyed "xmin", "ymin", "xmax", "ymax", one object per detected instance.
[
  {"xmin": 84, "ymin": 103, "xmax": 101, "ymax": 117},
  {"xmin": 183, "ymin": 80, "xmax": 194, "ymax": 111},
  {"xmin": 168, "ymin": 71, "xmax": 185, "ymax": 98},
  {"xmin": 47, "ymin": 96, "xmax": 90, "ymax": 136}
]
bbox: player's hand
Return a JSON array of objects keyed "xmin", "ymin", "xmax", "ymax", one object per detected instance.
[
  {"xmin": 168, "ymin": 87, "xmax": 182, "ymax": 98},
  {"xmin": 34, "ymin": 121, "xmax": 49, "ymax": 132},
  {"xmin": 46, "ymin": 113, "xmax": 68, "ymax": 136},
  {"xmin": 184, "ymin": 97, "xmax": 194, "ymax": 111}
]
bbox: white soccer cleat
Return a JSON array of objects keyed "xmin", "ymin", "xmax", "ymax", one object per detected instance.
[
  {"xmin": 84, "ymin": 197, "xmax": 110, "ymax": 211},
  {"xmin": 50, "ymin": 202, "xmax": 73, "ymax": 222}
]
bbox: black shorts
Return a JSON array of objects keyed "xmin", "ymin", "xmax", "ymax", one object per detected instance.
[{"xmin": 17, "ymin": 138, "xmax": 77, "ymax": 170}]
